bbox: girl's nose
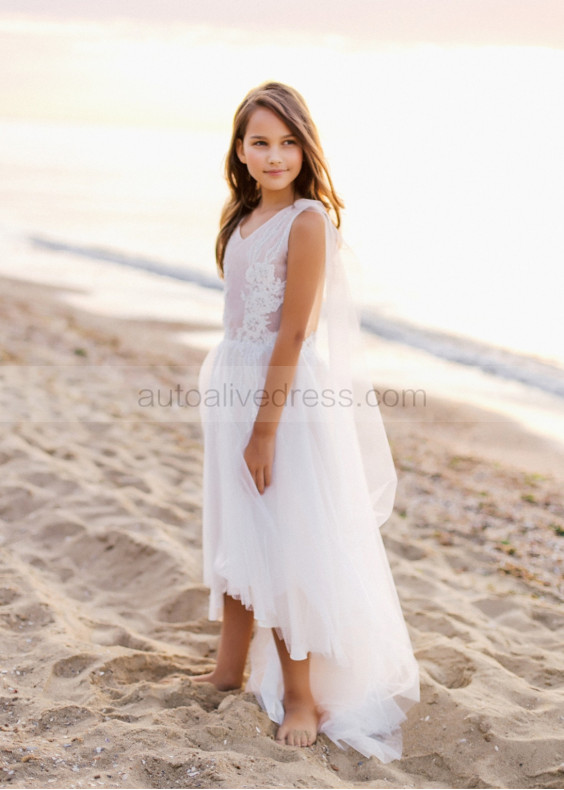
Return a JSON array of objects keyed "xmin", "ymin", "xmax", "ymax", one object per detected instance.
[{"xmin": 268, "ymin": 149, "xmax": 282, "ymax": 163}]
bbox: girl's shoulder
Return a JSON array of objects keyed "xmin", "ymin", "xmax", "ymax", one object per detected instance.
[
  {"xmin": 290, "ymin": 198, "xmax": 339, "ymax": 241},
  {"xmin": 288, "ymin": 202, "xmax": 326, "ymax": 244}
]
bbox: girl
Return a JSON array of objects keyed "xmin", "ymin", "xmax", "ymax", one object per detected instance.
[{"xmin": 196, "ymin": 81, "xmax": 419, "ymax": 762}]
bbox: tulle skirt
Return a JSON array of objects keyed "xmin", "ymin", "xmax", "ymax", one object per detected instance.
[{"xmin": 197, "ymin": 332, "xmax": 419, "ymax": 762}]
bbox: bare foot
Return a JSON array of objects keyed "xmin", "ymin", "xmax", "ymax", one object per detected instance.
[
  {"xmin": 275, "ymin": 695, "xmax": 322, "ymax": 747},
  {"xmin": 192, "ymin": 670, "xmax": 243, "ymax": 691}
]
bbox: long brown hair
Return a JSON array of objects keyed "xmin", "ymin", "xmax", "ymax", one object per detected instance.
[{"xmin": 215, "ymin": 81, "xmax": 344, "ymax": 278}]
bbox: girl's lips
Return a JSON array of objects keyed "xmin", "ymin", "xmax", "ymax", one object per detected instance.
[{"xmin": 265, "ymin": 170, "xmax": 287, "ymax": 174}]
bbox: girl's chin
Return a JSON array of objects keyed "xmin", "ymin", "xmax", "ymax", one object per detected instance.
[{"xmin": 259, "ymin": 173, "xmax": 295, "ymax": 186}]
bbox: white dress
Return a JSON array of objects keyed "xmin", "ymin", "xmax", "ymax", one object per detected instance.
[{"xmin": 198, "ymin": 198, "xmax": 419, "ymax": 763}]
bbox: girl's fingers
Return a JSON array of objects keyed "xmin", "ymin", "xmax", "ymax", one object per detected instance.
[
  {"xmin": 255, "ymin": 468, "xmax": 265, "ymax": 494},
  {"xmin": 249, "ymin": 464, "xmax": 271, "ymax": 494}
]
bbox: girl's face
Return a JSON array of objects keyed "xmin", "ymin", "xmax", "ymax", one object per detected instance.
[{"xmin": 236, "ymin": 107, "xmax": 303, "ymax": 198}]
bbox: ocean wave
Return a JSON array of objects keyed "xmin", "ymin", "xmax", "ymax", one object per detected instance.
[
  {"xmin": 29, "ymin": 234, "xmax": 223, "ymax": 292},
  {"xmin": 362, "ymin": 312, "xmax": 564, "ymax": 399}
]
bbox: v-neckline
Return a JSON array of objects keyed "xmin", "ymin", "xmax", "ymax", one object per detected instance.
[{"xmin": 237, "ymin": 203, "xmax": 295, "ymax": 241}]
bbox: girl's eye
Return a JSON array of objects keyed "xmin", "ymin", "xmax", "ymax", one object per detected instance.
[{"xmin": 251, "ymin": 140, "xmax": 297, "ymax": 146}]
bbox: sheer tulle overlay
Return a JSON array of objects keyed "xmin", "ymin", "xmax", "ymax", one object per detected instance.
[{"xmin": 198, "ymin": 199, "xmax": 419, "ymax": 762}]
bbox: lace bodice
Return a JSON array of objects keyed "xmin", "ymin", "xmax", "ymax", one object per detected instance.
[{"xmin": 222, "ymin": 199, "xmax": 325, "ymax": 344}]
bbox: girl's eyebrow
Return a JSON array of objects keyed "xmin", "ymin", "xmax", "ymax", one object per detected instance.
[{"xmin": 249, "ymin": 133, "xmax": 296, "ymax": 139}]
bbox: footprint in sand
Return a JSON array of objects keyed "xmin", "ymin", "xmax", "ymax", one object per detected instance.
[
  {"xmin": 384, "ymin": 535, "xmax": 429, "ymax": 561},
  {"xmin": 26, "ymin": 471, "xmax": 80, "ymax": 497},
  {"xmin": 37, "ymin": 520, "xmax": 86, "ymax": 542},
  {"xmin": 90, "ymin": 623, "xmax": 155, "ymax": 651},
  {"xmin": 43, "ymin": 653, "xmax": 102, "ymax": 704},
  {"xmin": 35, "ymin": 704, "xmax": 96, "ymax": 733},
  {"xmin": 0, "ymin": 586, "xmax": 20, "ymax": 606},
  {"xmin": 63, "ymin": 529, "xmax": 180, "ymax": 596},
  {"xmin": 408, "ymin": 610, "xmax": 472, "ymax": 642},
  {"xmin": 51, "ymin": 653, "xmax": 100, "ymax": 679},
  {"xmin": 482, "ymin": 648, "xmax": 564, "ymax": 689},
  {"xmin": 0, "ymin": 485, "xmax": 52, "ymax": 521},
  {"xmin": 102, "ymin": 467, "xmax": 152, "ymax": 493},
  {"xmin": 0, "ymin": 600, "xmax": 54, "ymax": 632},
  {"xmin": 92, "ymin": 653, "xmax": 194, "ymax": 687},
  {"xmin": 530, "ymin": 605, "xmax": 564, "ymax": 632},
  {"xmin": 91, "ymin": 653, "xmax": 224, "ymax": 714},
  {"xmin": 416, "ymin": 644, "xmax": 476, "ymax": 689},
  {"xmin": 157, "ymin": 586, "xmax": 210, "ymax": 624},
  {"xmin": 472, "ymin": 596, "xmax": 521, "ymax": 620}
]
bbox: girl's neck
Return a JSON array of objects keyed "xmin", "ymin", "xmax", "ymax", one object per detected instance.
[{"xmin": 257, "ymin": 186, "xmax": 301, "ymax": 213}]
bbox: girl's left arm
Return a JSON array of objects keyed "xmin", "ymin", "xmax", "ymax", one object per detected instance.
[{"xmin": 243, "ymin": 210, "xmax": 326, "ymax": 492}]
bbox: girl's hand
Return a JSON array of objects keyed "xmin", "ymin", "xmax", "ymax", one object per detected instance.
[{"xmin": 243, "ymin": 429, "xmax": 276, "ymax": 494}]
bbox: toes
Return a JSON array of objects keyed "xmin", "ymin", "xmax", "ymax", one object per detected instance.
[
  {"xmin": 192, "ymin": 673, "xmax": 211, "ymax": 683},
  {"xmin": 275, "ymin": 725, "xmax": 317, "ymax": 748},
  {"xmin": 290, "ymin": 729, "xmax": 307, "ymax": 747}
]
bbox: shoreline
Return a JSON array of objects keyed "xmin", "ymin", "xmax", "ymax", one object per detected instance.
[
  {"xmin": 3, "ymin": 262, "xmax": 563, "ymax": 478},
  {"xmin": 6, "ymin": 225, "xmax": 564, "ymax": 394},
  {"xmin": 1, "ymin": 273, "xmax": 563, "ymax": 788}
]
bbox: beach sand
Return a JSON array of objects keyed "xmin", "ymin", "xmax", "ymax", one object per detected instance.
[{"xmin": 1, "ymin": 274, "xmax": 563, "ymax": 789}]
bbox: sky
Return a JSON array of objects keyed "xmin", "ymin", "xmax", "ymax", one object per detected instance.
[
  {"xmin": 1, "ymin": 0, "xmax": 563, "ymax": 129},
  {"xmin": 1, "ymin": 0, "xmax": 564, "ymax": 47}
]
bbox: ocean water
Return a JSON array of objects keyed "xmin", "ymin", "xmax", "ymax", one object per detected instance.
[{"xmin": 1, "ymin": 118, "xmax": 563, "ymax": 407}]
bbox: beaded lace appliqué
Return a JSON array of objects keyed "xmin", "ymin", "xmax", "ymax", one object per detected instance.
[
  {"xmin": 234, "ymin": 259, "xmax": 285, "ymax": 342},
  {"xmin": 233, "ymin": 211, "xmax": 291, "ymax": 343}
]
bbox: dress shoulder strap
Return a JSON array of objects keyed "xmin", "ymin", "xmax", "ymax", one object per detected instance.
[{"xmin": 281, "ymin": 198, "xmax": 340, "ymax": 251}]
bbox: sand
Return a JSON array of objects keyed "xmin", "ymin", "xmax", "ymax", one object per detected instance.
[{"xmin": 1, "ymin": 274, "xmax": 563, "ymax": 790}]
